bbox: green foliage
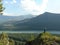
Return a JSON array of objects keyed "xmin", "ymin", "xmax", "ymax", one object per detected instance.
[
  {"xmin": 0, "ymin": 32, "xmax": 15, "ymax": 45},
  {"xmin": 0, "ymin": 32, "xmax": 8, "ymax": 40},
  {"xmin": 25, "ymin": 32, "xmax": 60, "ymax": 45},
  {"xmin": 0, "ymin": 0, "xmax": 2, "ymax": 2},
  {"xmin": 8, "ymin": 33, "xmax": 60, "ymax": 45},
  {"xmin": 0, "ymin": 32, "xmax": 60, "ymax": 45},
  {"xmin": 0, "ymin": 0, "xmax": 5, "ymax": 15}
]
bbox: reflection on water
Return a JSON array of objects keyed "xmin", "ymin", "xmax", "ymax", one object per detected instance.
[{"xmin": 0, "ymin": 31, "xmax": 60, "ymax": 34}]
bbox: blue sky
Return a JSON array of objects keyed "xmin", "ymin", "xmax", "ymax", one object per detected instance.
[{"xmin": 2, "ymin": 0, "xmax": 60, "ymax": 16}]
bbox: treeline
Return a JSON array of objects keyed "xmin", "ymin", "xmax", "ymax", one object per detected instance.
[
  {"xmin": 0, "ymin": 32, "xmax": 60, "ymax": 45},
  {"xmin": 8, "ymin": 33, "xmax": 38, "ymax": 45},
  {"xmin": 8, "ymin": 32, "xmax": 60, "ymax": 45}
]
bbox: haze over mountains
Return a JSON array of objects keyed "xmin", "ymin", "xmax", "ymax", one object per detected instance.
[
  {"xmin": 0, "ymin": 15, "xmax": 34, "ymax": 24},
  {"xmin": 0, "ymin": 12, "xmax": 60, "ymax": 31},
  {"xmin": 0, "ymin": 15, "xmax": 16, "ymax": 24}
]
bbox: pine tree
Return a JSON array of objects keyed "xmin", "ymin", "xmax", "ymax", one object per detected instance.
[{"xmin": 0, "ymin": 0, "xmax": 5, "ymax": 15}]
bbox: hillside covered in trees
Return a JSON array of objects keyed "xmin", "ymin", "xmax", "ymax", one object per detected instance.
[
  {"xmin": 0, "ymin": 32, "xmax": 14, "ymax": 45},
  {"xmin": 25, "ymin": 32, "xmax": 60, "ymax": 45},
  {"xmin": 1, "ymin": 12, "xmax": 60, "ymax": 31},
  {"xmin": 0, "ymin": 31, "xmax": 60, "ymax": 45}
]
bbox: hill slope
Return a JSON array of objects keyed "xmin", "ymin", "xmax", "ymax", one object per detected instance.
[
  {"xmin": 25, "ymin": 32, "xmax": 60, "ymax": 45},
  {"xmin": 0, "ymin": 14, "xmax": 34, "ymax": 24},
  {"xmin": 0, "ymin": 15, "xmax": 16, "ymax": 24},
  {"xmin": 1, "ymin": 12, "xmax": 60, "ymax": 30}
]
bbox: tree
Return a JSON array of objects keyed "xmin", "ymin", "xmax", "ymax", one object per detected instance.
[{"xmin": 0, "ymin": 0, "xmax": 5, "ymax": 15}]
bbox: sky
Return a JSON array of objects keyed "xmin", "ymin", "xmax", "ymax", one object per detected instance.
[{"xmin": 2, "ymin": 0, "xmax": 60, "ymax": 16}]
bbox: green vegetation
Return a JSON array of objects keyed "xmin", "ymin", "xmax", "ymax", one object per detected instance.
[
  {"xmin": 0, "ymin": 0, "xmax": 5, "ymax": 15},
  {"xmin": 0, "ymin": 32, "xmax": 60, "ymax": 45},
  {"xmin": 8, "ymin": 33, "xmax": 38, "ymax": 41},
  {"xmin": 0, "ymin": 32, "xmax": 14, "ymax": 45},
  {"xmin": 37, "ymin": 32, "xmax": 60, "ymax": 45},
  {"xmin": 25, "ymin": 32, "xmax": 60, "ymax": 45}
]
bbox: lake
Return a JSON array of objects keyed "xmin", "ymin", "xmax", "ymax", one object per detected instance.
[{"xmin": 0, "ymin": 30, "xmax": 60, "ymax": 34}]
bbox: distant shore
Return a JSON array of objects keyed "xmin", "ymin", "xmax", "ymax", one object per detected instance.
[{"xmin": 0, "ymin": 31, "xmax": 60, "ymax": 34}]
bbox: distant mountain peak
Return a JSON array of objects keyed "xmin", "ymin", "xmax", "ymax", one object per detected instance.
[
  {"xmin": 44, "ymin": 12, "xmax": 60, "ymax": 15},
  {"xmin": 1, "ymin": 12, "xmax": 60, "ymax": 30}
]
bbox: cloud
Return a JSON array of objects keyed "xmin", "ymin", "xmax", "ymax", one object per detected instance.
[
  {"xmin": 3, "ymin": 12, "xmax": 13, "ymax": 16},
  {"xmin": 3, "ymin": 12, "xmax": 20, "ymax": 16},
  {"xmin": 4, "ymin": 1, "xmax": 9, "ymax": 4},
  {"xmin": 21, "ymin": 0, "xmax": 48, "ymax": 15},
  {"xmin": 4, "ymin": 0, "xmax": 17, "ymax": 4},
  {"xmin": 13, "ymin": 0, "xmax": 17, "ymax": 3},
  {"xmin": 10, "ymin": 0, "xmax": 17, "ymax": 4},
  {"xmin": 46, "ymin": 0, "xmax": 60, "ymax": 13}
]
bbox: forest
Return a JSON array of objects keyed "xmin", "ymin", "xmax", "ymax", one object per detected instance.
[{"xmin": 0, "ymin": 31, "xmax": 60, "ymax": 45}]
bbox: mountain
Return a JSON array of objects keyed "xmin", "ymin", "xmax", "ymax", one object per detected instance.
[
  {"xmin": 5, "ymin": 15, "xmax": 35, "ymax": 24},
  {"xmin": 0, "ymin": 15, "xmax": 16, "ymax": 24},
  {"xmin": 0, "ymin": 15, "xmax": 34, "ymax": 24},
  {"xmin": 1, "ymin": 12, "xmax": 60, "ymax": 31},
  {"xmin": 0, "ymin": 15, "xmax": 35, "ymax": 30}
]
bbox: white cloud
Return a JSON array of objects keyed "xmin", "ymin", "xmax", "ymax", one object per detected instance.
[
  {"xmin": 3, "ymin": 12, "xmax": 13, "ymax": 16},
  {"xmin": 13, "ymin": 0, "xmax": 17, "ymax": 3},
  {"xmin": 4, "ymin": 0, "xmax": 17, "ymax": 4},
  {"xmin": 46, "ymin": 0, "xmax": 60, "ymax": 14},
  {"xmin": 10, "ymin": 0, "xmax": 17, "ymax": 4},
  {"xmin": 21, "ymin": 0, "xmax": 48, "ymax": 15},
  {"xmin": 3, "ymin": 12, "xmax": 20, "ymax": 16}
]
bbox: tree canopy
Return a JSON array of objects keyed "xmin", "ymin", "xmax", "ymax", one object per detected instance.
[{"xmin": 0, "ymin": 0, "xmax": 5, "ymax": 15}]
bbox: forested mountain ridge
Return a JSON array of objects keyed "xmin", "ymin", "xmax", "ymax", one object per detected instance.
[
  {"xmin": 1, "ymin": 12, "xmax": 60, "ymax": 30},
  {"xmin": 0, "ymin": 15, "xmax": 34, "ymax": 24}
]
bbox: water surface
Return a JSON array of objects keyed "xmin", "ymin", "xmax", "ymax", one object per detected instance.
[{"xmin": 0, "ymin": 31, "xmax": 60, "ymax": 34}]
